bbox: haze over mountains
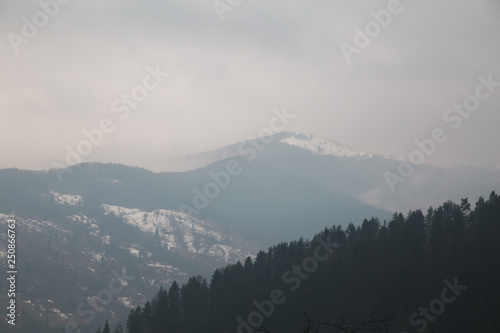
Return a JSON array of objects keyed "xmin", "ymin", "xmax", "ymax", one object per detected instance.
[
  {"xmin": 2, "ymin": 0, "xmax": 498, "ymax": 331},
  {"xmin": 0, "ymin": 131, "xmax": 499, "ymax": 331},
  {"xmin": 3, "ymin": 131, "xmax": 499, "ymax": 243},
  {"xmin": 125, "ymin": 131, "xmax": 500, "ymax": 213}
]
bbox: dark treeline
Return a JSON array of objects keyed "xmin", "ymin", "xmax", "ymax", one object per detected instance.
[{"xmin": 100, "ymin": 192, "xmax": 499, "ymax": 333}]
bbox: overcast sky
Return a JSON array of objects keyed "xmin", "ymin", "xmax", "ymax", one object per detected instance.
[{"xmin": 1, "ymin": 0, "xmax": 499, "ymax": 172}]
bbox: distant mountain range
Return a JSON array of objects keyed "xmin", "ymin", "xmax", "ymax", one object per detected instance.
[
  {"xmin": 161, "ymin": 132, "xmax": 382, "ymax": 172},
  {"xmin": 157, "ymin": 131, "xmax": 500, "ymax": 213},
  {"xmin": 0, "ymin": 131, "xmax": 499, "ymax": 330}
]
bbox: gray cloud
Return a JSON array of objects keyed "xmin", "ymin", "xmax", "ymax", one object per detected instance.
[{"xmin": 1, "ymin": 0, "xmax": 499, "ymax": 171}]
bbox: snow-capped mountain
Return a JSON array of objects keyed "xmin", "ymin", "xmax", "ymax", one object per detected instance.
[
  {"xmin": 160, "ymin": 132, "xmax": 380, "ymax": 172},
  {"xmin": 280, "ymin": 133, "xmax": 376, "ymax": 158}
]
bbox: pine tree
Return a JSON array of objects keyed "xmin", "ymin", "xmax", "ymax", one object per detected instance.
[
  {"xmin": 151, "ymin": 286, "xmax": 168, "ymax": 332},
  {"xmin": 142, "ymin": 301, "xmax": 153, "ymax": 333},
  {"xmin": 103, "ymin": 320, "xmax": 110, "ymax": 333},
  {"xmin": 167, "ymin": 281, "xmax": 182, "ymax": 333},
  {"xmin": 181, "ymin": 276, "xmax": 209, "ymax": 332},
  {"xmin": 126, "ymin": 306, "xmax": 143, "ymax": 333}
]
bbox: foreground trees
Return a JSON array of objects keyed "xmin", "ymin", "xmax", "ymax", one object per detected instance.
[{"xmin": 99, "ymin": 191, "xmax": 500, "ymax": 333}]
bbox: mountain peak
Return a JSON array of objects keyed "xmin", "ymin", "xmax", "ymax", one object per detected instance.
[{"xmin": 280, "ymin": 132, "xmax": 375, "ymax": 159}]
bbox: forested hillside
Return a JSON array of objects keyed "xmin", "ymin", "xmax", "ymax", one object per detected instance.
[{"xmin": 108, "ymin": 191, "xmax": 500, "ymax": 333}]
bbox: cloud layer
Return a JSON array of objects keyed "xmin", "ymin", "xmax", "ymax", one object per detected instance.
[{"xmin": 1, "ymin": 0, "xmax": 499, "ymax": 171}]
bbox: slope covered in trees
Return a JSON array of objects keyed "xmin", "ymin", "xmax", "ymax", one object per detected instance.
[{"xmin": 103, "ymin": 191, "xmax": 500, "ymax": 333}]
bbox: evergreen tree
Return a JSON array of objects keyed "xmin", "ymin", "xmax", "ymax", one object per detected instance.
[
  {"xmin": 181, "ymin": 276, "xmax": 209, "ymax": 332},
  {"xmin": 151, "ymin": 286, "xmax": 168, "ymax": 332},
  {"xmin": 167, "ymin": 281, "xmax": 182, "ymax": 333},
  {"xmin": 126, "ymin": 306, "xmax": 143, "ymax": 333},
  {"xmin": 103, "ymin": 320, "xmax": 110, "ymax": 333},
  {"xmin": 142, "ymin": 301, "xmax": 152, "ymax": 333}
]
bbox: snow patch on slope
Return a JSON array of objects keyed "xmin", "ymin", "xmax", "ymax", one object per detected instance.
[
  {"xmin": 281, "ymin": 133, "xmax": 375, "ymax": 158},
  {"xmin": 117, "ymin": 297, "xmax": 135, "ymax": 308},
  {"xmin": 51, "ymin": 191, "xmax": 83, "ymax": 206},
  {"xmin": 102, "ymin": 204, "xmax": 225, "ymax": 251},
  {"xmin": 101, "ymin": 204, "xmax": 253, "ymax": 262},
  {"xmin": 51, "ymin": 307, "xmax": 70, "ymax": 320}
]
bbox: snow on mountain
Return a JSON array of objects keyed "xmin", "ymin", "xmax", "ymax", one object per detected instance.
[
  {"xmin": 117, "ymin": 297, "xmax": 135, "ymax": 309},
  {"xmin": 102, "ymin": 204, "xmax": 254, "ymax": 262},
  {"xmin": 0, "ymin": 204, "xmax": 258, "ymax": 327},
  {"xmin": 70, "ymin": 213, "xmax": 102, "ymax": 238},
  {"xmin": 51, "ymin": 190, "xmax": 83, "ymax": 206},
  {"xmin": 157, "ymin": 132, "xmax": 381, "ymax": 172},
  {"xmin": 281, "ymin": 133, "xmax": 375, "ymax": 158}
]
